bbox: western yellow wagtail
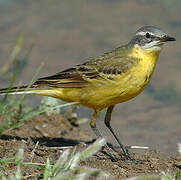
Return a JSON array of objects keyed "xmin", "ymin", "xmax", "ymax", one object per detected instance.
[{"xmin": 0, "ymin": 26, "xmax": 175, "ymax": 161}]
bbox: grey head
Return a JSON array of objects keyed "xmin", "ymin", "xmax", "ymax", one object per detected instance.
[{"xmin": 129, "ymin": 26, "xmax": 176, "ymax": 50}]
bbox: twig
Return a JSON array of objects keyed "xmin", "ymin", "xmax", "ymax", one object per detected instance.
[
  {"xmin": 30, "ymin": 141, "xmax": 39, "ymax": 162},
  {"xmin": 126, "ymin": 145, "xmax": 149, "ymax": 150},
  {"xmin": 34, "ymin": 125, "xmax": 48, "ymax": 137},
  {"xmin": 48, "ymin": 146, "xmax": 73, "ymax": 150}
]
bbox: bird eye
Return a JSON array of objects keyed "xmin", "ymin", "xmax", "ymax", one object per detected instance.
[{"xmin": 146, "ymin": 32, "xmax": 150, "ymax": 38}]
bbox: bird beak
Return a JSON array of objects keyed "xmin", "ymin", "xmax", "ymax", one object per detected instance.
[{"xmin": 161, "ymin": 35, "xmax": 176, "ymax": 42}]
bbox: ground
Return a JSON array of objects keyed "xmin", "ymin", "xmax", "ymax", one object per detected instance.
[{"xmin": 0, "ymin": 113, "xmax": 180, "ymax": 179}]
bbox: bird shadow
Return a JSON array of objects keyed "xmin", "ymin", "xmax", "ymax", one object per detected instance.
[{"xmin": 0, "ymin": 134, "xmax": 95, "ymax": 147}]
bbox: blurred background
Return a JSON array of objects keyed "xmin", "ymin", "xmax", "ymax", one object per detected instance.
[{"xmin": 0, "ymin": 0, "xmax": 180, "ymax": 154}]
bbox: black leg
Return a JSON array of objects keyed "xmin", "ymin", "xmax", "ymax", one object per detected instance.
[
  {"xmin": 90, "ymin": 110, "xmax": 119, "ymax": 161},
  {"xmin": 104, "ymin": 105, "xmax": 134, "ymax": 160}
]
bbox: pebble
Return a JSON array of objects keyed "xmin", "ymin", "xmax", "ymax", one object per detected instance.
[{"xmin": 113, "ymin": 164, "xmax": 119, "ymax": 169}]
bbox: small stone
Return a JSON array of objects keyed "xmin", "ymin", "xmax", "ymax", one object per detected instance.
[{"xmin": 113, "ymin": 164, "xmax": 119, "ymax": 169}]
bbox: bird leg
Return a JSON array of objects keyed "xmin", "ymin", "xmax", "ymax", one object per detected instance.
[
  {"xmin": 104, "ymin": 105, "xmax": 134, "ymax": 160},
  {"xmin": 90, "ymin": 110, "xmax": 119, "ymax": 161}
]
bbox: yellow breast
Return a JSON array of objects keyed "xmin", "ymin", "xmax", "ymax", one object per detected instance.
[
  {"xmin": 118, "ymin": 47, "xmax": 160, "ymax": 100},
  {"xmin": 130, "ymin": 47, "xmax": 160, "ymax": 87}
]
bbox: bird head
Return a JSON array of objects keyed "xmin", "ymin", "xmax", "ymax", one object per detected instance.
[{"xmin": 130, "ymin": 26, "xmax": 176, "ymax": 51}]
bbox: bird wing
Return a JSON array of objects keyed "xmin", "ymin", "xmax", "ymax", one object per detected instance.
[{"xmin": 33, "ymin": 46, "xmax": 139, "ymax": 88}]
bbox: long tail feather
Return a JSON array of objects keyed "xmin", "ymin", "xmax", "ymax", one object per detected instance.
[{"xmin": 0, "ymin": 86, "xmax": 36, "ymax": 95}]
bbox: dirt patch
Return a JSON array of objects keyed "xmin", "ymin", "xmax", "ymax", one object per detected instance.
[{"xmin": 0, "ymin": 114, "xmax": 181, "ymax": 179}]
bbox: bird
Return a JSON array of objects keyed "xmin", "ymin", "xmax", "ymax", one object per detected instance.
[{"xmin": 0, "ymin": 26, "xmax": 176, "ymax": 161}]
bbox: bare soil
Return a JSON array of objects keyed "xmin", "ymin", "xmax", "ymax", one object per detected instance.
[{"xmin": 0, "ymin": 114, "xmax": 181, "ymax": 179}]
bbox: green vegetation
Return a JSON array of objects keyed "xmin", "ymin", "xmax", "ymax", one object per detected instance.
[
  {"xmin": 0, "ymin": 138, "xmax": 108, "ymax": 179},
  {"xmin": 0, "ymin": 94, "xmax": 77, "ymax": 135},
  {"xmin": 1, "ymin": 34, "xmax": 29, "ymax": 80},
  {"xmin": 0, "ymin": 35, "xmax": 77, "ymax": 135},
  {"xmin": 0, "ymin": 35, "xmax": 39, "ymax": 135},
  {"xmin": 0, "ymin": 35, "xmax": 33, "ymax": 135}
]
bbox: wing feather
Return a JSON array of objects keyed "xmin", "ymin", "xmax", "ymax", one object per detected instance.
[{"xmin": 33, "ymin": 46, "xmax": 139, "ymax": 88}]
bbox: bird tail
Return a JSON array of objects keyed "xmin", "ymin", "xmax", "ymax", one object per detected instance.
[
  {"xmin": 0, "ymin": 86, "xmax": 38, "ymax": 96},
  {"xmin": 0, "ymin": 85, "xmax": 64, "ymax": 100}
]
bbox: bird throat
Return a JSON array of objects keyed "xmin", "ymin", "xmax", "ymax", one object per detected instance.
[{"xmin": 130, "ymin": 46, "xmax": 160, "ymax": 90}]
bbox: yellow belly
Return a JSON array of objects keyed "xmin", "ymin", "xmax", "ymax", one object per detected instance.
[{"xmin": 36, "ymin": 48, "xmax": 160, "ymax": 110}]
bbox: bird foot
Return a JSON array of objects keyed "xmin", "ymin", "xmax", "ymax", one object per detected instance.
[{"xmin": 106, "ymin": 143, "xmax": 143, "ymax": 163}]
